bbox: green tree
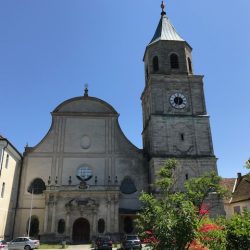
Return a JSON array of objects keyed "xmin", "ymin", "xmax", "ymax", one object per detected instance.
[
  {"xmin": 136, "ymin": 159, "xmax": 225, "ymax": 250},
  {"xmin": 225, "ymin": 210, "xmax": 250, "ymax": 250}
]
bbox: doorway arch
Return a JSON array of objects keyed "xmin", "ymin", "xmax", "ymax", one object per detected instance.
[{"xmin": 72, "ymin": 218, "xmax": 90, "ymax": 243}]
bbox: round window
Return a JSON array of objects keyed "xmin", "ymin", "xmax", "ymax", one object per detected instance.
[{"xmin": 77, "ymin": 166, "xmax": 93, "ymax": 181}]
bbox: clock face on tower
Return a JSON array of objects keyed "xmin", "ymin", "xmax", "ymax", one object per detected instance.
[{"xmin": 170, "ymin": 93, "xmax": 187, "ymax": 109}]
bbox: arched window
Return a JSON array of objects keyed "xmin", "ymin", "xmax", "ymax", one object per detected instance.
[
  {"xmin": 124, "ymin": 216, "xmax": 133, "ymax": 234},
  {"xmin": 153, "ymin": 56, "xmax": 159, "ymax": 72},
  {"xmin": 98, "ymin": 219, "xmax": 105, "ymax": 233},
  {"xmin": 28, "ymin": 178, "xmax": 46, "ymax": 194},
  {"xmin": 170, "ymin": 53, "xmax": 179, "ymax": 69},
  {"xmin": 26, "ymin": 216, "xmax": 39, "ymax": 237},
  {"xmin": 120, "ymin": 177, "xmax": 137, "ymax": 194},
  {"xmin": 57, "ymin": 219, "xmax": 65, "ymax": 234},
  {"xmin": 188, "ymin": 57, "xmax": 193, "ymax": 74}
]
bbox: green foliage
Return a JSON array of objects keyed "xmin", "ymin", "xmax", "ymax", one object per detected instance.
[
  {"xmin": 245, "ymin": 159, "xmax": 250, "ymax": 172},
  {"xmin": 185, "ymin": 171, "xmax": 226, "ymax": 209},
  {"xmin": 137, "ymin": 192, "xmax": 197, "ymax": 250},
  {"xmin": 136, "ymin": 159, "xmax": 227, "ymax": 250},
  {"xmin": 225, "ymin": 210, "xmax": 250, "ymax": 250}
]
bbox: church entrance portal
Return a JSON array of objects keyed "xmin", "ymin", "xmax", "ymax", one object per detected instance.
[{"xmin": 72, "ymin": 218, "xmax": 90, "ymax": 243}]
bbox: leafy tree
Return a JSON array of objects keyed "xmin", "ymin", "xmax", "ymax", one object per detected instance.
[
  {"xmin": 136, "ymin": 159, "xmax": 225, "ymax": 250},
  {"xmin": 225, "ymin": 210, "xmax": 250, "ymax": 250}
]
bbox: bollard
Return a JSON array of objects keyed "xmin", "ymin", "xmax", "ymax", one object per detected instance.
[{"xmin": 61, "ymin": 240, "xmax": 66, "ymax": 249}]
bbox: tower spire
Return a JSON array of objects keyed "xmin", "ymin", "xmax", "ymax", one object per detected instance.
[{"xmin": 161, "ymin": 1, "xmax": 166, "ymax": 16}]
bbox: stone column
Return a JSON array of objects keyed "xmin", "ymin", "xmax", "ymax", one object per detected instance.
[
  {"xmin": 51, "ymin": 201, "xmax": 56, "ymax": 232},
  {"xmin": 110, "ymin": 198, "xmax": 115, "ymax": 232},
  {"xmin": 43, "ymin": 202, "xmax": 49, "ymax": 232},
  {"xmin": 106, "ymin": 197, "xmax": 111, "ymax": 232},
  {"xmin": 66, "ymin": 212, "xmax": 70, "ymax": 235},
  {"xmin": 114, "ymin": 197, "xmax": 119, "ymax": 232},
  {"xmin": 92, "ymin": 210, "xmax": 97, "ymax": 236}
]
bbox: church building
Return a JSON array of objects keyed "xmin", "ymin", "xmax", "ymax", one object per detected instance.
[{"xmin": 13, "ymin": 3, "xmax": 219, "ymax": 242}]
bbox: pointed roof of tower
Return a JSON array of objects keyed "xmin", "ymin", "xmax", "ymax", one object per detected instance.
[{"xmin": 149, "ymin": 1, "xmax": 184, "ymax": 45}]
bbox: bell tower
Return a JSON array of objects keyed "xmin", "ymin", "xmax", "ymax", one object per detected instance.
[{"xmin": 142, "ymin": 2, "xmax": 217, "ymax": 189}]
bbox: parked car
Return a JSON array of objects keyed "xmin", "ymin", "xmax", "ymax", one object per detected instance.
[
  {"xmin": 121, "ymin": 235, "xmax": 142, "ymax": 250},
  {"xmin": 94, "ymin": 236, "xmax": 113, "ymax": 250},
  {"xmin": 0, "ymin": 240, "xmax": 8, "ymax": 250},
  {"xmin": 8, "ymin": 237, "xmax": 39, "ymax": 250}
]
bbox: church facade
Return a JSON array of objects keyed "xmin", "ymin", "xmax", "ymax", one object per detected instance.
[{"xmin": 13, "ymin": 4, "xmax": 219, "ymax": 242}]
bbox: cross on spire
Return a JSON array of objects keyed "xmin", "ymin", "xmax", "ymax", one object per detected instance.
[
  {"xmin": 161, "ymin": 1, "xmax": 166, "ymax": 16},
  {"xmin": 84, "ymin": 83, "xmax": 88, "ymax": 97}
]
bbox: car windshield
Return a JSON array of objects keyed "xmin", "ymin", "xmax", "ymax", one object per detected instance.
[
  {"xmin": 97, "ymin": 237, "xmax": 110, "ymax": 241},
  {"xmin": 126, "ymin": 235, "xmax": 139, "ymax": 240}
]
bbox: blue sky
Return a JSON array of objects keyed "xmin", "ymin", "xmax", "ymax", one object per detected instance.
[{"xmin": 0, "ymin": 0, "xmax": 250, "ymax": 178}]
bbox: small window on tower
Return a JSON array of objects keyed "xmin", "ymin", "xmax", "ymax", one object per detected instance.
[
  {"xmin": 180, "ymin": 133, "xmax": 185, "ymax": 141},
  {"xmin": 185, "ymin": 174, "xmax": 189, "ymax": 180},
  {"xmin": 170, "ymin": 53, "xmax": 179, "ymax": 69},
  {"xmin": 188, "ymin": 57, "xmax": 193, "ymax": 74},
  {"xmin": 153, "ymin": 56, "xmax": 159, "ymax": 72}
]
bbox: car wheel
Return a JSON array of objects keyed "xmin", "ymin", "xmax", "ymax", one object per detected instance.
[{"xmin": 24, "ymin": 246, "xmax": 31, "ymax": 250}]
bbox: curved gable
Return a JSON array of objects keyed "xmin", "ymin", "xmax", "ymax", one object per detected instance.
[{"xmin": 54, "ymin": 96, "xmax": 118, "ymax": 114}]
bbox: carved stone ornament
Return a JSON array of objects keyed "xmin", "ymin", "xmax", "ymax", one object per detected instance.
[
  {"xmin": 79, "ymin": 181, "xmax": 89, "ymax": 189},
  {"xmin": 80, "ymin": 135, "xmax": 91, "ymax": 149},
  {"xmin": 65, "ymin": 198, "xmax": 98, "ymax": 212}
]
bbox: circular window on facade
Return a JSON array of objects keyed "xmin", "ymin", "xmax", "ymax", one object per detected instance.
[{"xmin": 77, "ymin": 166, "xmax": 93, "ymax": 181}]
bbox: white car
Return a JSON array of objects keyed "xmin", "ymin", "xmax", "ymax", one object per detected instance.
[
  {"xmin": 8, "ymin": 237, "xmax": 39, "ymax": 250},
  {"xmin": 0, "ymin": 240, "xmax": 8, "ymax": 250}
]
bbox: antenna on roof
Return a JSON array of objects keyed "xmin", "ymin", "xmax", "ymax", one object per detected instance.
[{"xmin": 84, "ymin": 83, "xmax": 89, "ymax": 97}]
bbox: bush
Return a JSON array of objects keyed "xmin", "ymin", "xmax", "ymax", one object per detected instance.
[{"xmin": 226, "ymin": 211, "xmax": 250, "ymax": 250}]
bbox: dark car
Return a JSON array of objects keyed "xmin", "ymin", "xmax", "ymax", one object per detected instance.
[
  {"xmin": 94, "ymin": 236, "xmax": 112, "ymax": 250},
  {"xmin": 121, "ymin": 235, "xmax": 142, "ymax": 250}
]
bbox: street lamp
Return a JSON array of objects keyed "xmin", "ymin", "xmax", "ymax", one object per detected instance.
[{"xmin": 27, "ymin": 186, "xmax": 34, "ymax": 237}]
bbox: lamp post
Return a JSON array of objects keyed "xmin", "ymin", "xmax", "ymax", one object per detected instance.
[{"xmin": 27, "ymin": 187, "xmax": 34, "ymax": 237}]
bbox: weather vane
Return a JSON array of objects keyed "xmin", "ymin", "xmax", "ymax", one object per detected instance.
[{"xmin": 84, "ymin": 83, "xmax": 89, "ymax": 96}]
